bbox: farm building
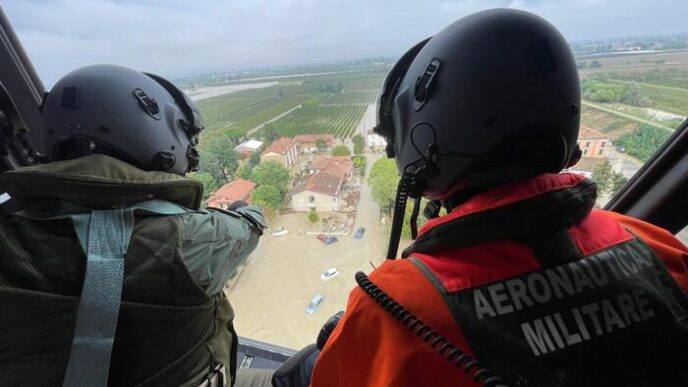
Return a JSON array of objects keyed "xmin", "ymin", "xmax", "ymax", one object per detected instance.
[
  {"xmin": 578, "ymin": 126, "xmax": 608, "ymax": 157},
  {"xmin": 291, "ymin": 171, "xmax": 344, "ymax": 212},
  {"xmin": 207, "ymin": 178, "xmax": 256, "ymax": 209},
  {"xmin": 260, "ymin": 137, "xmax": 298, "ymax": 169},
  {"xmin": 366, "ymin": 129, "xmax": 387, "ymax": 150},
  {"xmin": 309, "ymin": 155, "xmax": 354, "ymax": 180},
  {"xmin": 294, "ymin": 134, "xmax": 335, "ymax": 153},
  {"xmin": 234, "ymin": 139, "xmax": 263, "ymax": 159}
]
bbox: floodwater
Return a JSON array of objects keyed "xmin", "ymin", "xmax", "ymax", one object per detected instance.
[
  {"xmin": 186, "ymin": 81, "xmax": 278, "ymax": 101},
  {"xmin": 227, "ymin": 153, "xmax": 392, "ymax": 350}
]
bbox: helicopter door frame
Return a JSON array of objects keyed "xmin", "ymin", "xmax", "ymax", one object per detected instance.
[{"xmin": 0, "ymin": 6, "xmax": 45, "ymax": 167}]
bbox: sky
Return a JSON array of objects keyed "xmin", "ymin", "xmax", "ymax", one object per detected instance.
[{"xmin": 4, "ymin": 0, "xmax": 688, "ymax": 85}]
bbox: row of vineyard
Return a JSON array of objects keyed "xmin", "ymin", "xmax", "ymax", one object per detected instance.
[
  {"xmin": 199, "ymin": 95, "xmax": 307, "ymax": 133},
  {"xmin": 319, "ymin": 90, "xmax": 377, "ymax": 106},
  {"xmin": 267, "ymin": 104, "xmax": 367, "ymax": 138}
]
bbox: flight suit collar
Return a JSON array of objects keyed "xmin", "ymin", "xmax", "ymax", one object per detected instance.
[{"xmin": 402, "ymin": 174, "xmax": 597, "ymax": 258}]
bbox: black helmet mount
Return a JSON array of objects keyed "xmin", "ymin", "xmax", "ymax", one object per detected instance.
[
  {"xmin": 41, "ymin": 64, "xmax": 204, "ymax": 175},
  {"xmin": 375, "ymin": 9, "xmax": 581, "ymax": 258}
]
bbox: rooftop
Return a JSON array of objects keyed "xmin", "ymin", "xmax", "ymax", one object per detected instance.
[
  {"xmin": 262, "ymin": 137, "xmax": 294, "ymax": 156},
  {"xmin": 579, "ymin": 126, "xmax": 607, "ymax": 140},
  {"xmin": 311, "ymin": 155, "xmax": 353, "ymax": 177},
  {"xmin": 294, "ymin": 134, "xmax": 335, "ymax": 144},
  {"xmin": 208, "ymin": 178, "xmax": 257, "ymax": 203},
  {"xmin": 293, "ymin": 171, "xmax": 343, "ymax": 197},
  {"xmin": 234, "ymin": 139, "xmax": 264, "ymax": 152}
]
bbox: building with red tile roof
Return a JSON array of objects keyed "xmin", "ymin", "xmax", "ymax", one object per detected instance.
[
  {"xmin": 207, "ymin": 178, "xmax": 256, "ymax": 209},
  {"xmin": 294, "ymin": 134, "xmax": 335, "ymax": 153},
  {"xmin": 310, "ymin": 155, "xmax": 354, "ymax": 180},
  {"xmin": 291, "ymin": 171, "xmax": 344, "ymax": 212},
  {"xmin": 260, "ymin": 137, "xmax": 298, "ymax": 169},
  {"xmin": 577, "ymin": 126, "xmax": 609, "ymax": 157}
]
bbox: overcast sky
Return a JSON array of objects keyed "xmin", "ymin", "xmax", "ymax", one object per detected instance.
[{"xmin": 4, "ymin": 0, "xmax": 688, "ymax": 85}]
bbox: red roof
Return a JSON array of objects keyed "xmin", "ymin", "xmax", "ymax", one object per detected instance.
[
  {"xmin": 294, "ymin": 134, "xmax": 335, "ymax": 145},
  {"xmin": 311, "ymin": 156, "xmax": 353, "ymax": 177},
  {"xmin": 293, "ymin": 171, "xmax": 343, "ymax": 197},
  {"xmin": 578, "ymin": 126, "xmax": 606, "ymax": 140},
  {"xmin": 262, "ymin": 137, "xmax": 294, "ymax": 156},
  {"xmin": 207, "ymin": 178, "xmax": 256, "ymax": 206}
]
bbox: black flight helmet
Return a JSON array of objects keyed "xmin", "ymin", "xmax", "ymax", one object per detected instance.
[
  {"xmin": 375, "ymin": 9, "xmax": 581, "ymax": 200},
  {"xmin": 42, "ymin": 64, "xmax": 204, "ymax": 175}
]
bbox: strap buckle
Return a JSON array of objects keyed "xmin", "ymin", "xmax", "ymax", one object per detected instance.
[{"xmin": 198, "ymin": 364, "xmax": 226, "ymax": 387}]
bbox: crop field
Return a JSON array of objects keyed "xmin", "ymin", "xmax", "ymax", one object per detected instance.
[
  {"xmin": 265, "ymin": 104, "xmax": 367, "ymax": 138},
  {"xmin": 635, "ymin": 84, "xmax": 688, "ymax": 116},
  {"xmin": 195, "ymin": 71, "xmax": 384, "ymax": 142},
  {"xmin": 319, "ymin": 90, "xmax": 377, "ymax": 106}
]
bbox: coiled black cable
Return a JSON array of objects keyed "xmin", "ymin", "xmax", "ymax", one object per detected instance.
[{"xmin": 355, "ymin": 271, "xmax": 510, "ymax": 387}]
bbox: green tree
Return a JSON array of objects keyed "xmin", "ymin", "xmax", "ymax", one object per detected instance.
[
  {"xmin": 620, "ymin": 83, "xmax": 651, "ymax": 107},
  {"xmin": 260, "ymin": 124, "xmax": 281, "ymax": 144},
  {"xmin": 592, "ymin": 159, "xmax": 613, "ymax": 195},
  {"xmin": 331, "ymin": 145, "xmax": 351, "ymax": 156},
  {"xmin": 353, "ymin": 155, "xmax": 367, "ymax": 177},
  {"xmin": 248, "ymin": 148, "xmax": 262, "ymax": 168},
  {"xmin": 315, "ymin": 138, "xmax": 327, "ymax": 152},
  {"xmin": 251, "ymin": 161, "xmax": 290, "ymax": 194},
  {"xmin": 589, "ymin": 60, "xmax": 602, "ymax": 68},
  {"xmin": 369, "ymin": 158, "xmax": 399, "ymax": 214},
  {"xmin": 614, "ymin": 125, "xmax": 671, "ymax": 162},
  {"xmin": 308, "ymin": 210, "xmax": 320, "ymax": 224},
  {"xmin": 252, "ymin": 185, "xmax": 282, "ymax": 212},
  {"xmin": 187, "ymin": 172, "xmax": 219, "ymax": 201},
  {"xmin": 199, "ymin": 134, "xmax": 239, "ymax": 182},
  {"xmin": 611, "ymin": 173, "xmax": 628, "ymax": 196},
  {"xmin": 352, "ymin": 134, "xmax": 365, "ymax": 156},
  {"xmin": 581, "ymin": 79, "xmax": 623, "ymax": 103},
  {"xmin": 235, "ymin": 163, "xmax": 251, "ymax": 179}
]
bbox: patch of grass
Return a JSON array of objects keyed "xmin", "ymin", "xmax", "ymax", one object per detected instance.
[{"xmin": 614, "ymin": 125, "xmax": 672, "ymax": 161}]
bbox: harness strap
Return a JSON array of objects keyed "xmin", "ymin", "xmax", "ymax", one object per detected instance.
[
  {"xmin": 15, "ymin": 199, "xmax": 190, "ymax": 386},
  {"xmin": 62, "ymin": 209, "xmax": 134, "ymax": 387}
]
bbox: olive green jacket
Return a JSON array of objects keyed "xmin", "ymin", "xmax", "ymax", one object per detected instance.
[
  {"xmin": 0, "ymin": 154, "xmax": 266, "ymax": 386},
  {"xmin": 0, "ymin": 154, "xmax": 267, "ymax": 295}
]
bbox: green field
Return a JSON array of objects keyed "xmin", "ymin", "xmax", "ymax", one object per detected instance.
[
  {"xmin": 264, "ymin": 104, "xmax": 367, "ymax": 138},
  {"xmin": 319, "ymin": 90, "xmax": 377, "ymax": 106},
  {"xmin": 635, "ymin": 84, "xmax": 688, "ymax": 116},
  {"xmin": 196, "ymin": 71, "xmax": 384, "ymax": 142}
]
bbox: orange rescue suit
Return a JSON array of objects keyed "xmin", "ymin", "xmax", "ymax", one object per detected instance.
[{"xmin": 311, "ymin": 174, "xmax": 688, "ymax": 387}]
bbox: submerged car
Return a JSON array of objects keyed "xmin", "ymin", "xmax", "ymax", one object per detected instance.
[
  {"xmin": 321, "ymin": 267, "xmax": 340, "ymax": 281},
  {"xmin": 305, "ymin": 294, "xmax": 325, "ymax": 315},
  {"xmin": 324, "ymin": 236, "xmax": 338, "ymax": 245},
  {"xmin": 271, "ymin": 226, "xmax": 288, "ymax": 236},
  {"xmin": 354, "ymin": 227, "xmax": 366, "ymax": 239}
]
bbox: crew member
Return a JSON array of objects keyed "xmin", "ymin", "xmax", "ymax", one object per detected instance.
[
  {"xmin": 0, "ymin": 65, "xmax": 272, "ymax": 386},
  {"xmin": 312, "ymin": 9, "xmax": 688, "ymax": 387}
]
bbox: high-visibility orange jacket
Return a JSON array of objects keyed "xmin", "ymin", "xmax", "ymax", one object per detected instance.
[{"xmin": 311, "ymin": 173, "xmax": 688, "ymax": 387}]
